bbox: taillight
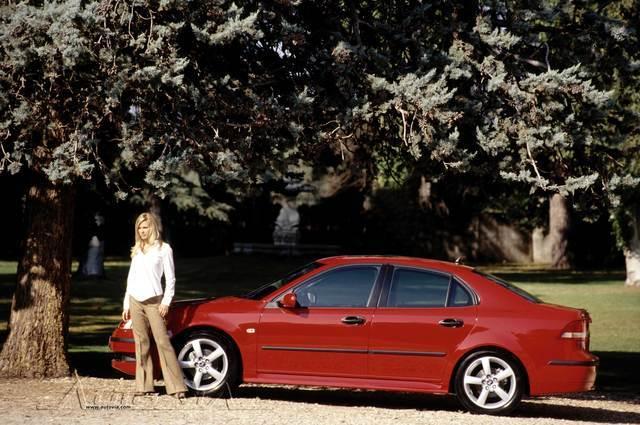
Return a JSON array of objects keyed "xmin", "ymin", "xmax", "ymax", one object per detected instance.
[{"xmin": 561, "ymin": 313, "xmax": 591, "ymax": 351}]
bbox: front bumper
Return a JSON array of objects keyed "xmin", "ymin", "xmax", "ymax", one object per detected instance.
[{"xmin": 109, "ymin": 327, "xmax": 136, "ymax": 376}]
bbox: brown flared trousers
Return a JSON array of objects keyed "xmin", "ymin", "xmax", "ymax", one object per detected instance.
[{"xmin": 129, "ymin": 295, "xmax": 187, "ymax": 394}]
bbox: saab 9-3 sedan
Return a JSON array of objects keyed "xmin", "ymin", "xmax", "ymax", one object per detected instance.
[{"xmin": 109, "ymin": 256, "xmax": 597, "ymax": 415}]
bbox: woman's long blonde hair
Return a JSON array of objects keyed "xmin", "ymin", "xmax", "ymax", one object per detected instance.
[{"xmin": 131, "ymin": 212, "xmax": 162, "ymax": 257}]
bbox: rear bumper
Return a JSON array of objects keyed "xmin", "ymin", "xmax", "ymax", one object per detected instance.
[
  {"xmin": 530, "ymin": 356, "xmax": 598, "ymax": 395},
  {"xmin": 548, "ymin": 359, "xmax": 599, "ymax": 367}
]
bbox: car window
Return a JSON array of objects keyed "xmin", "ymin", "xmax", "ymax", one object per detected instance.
[
  {"xmin": 388, "ymin": 268, "xmax": 450, "ymax": 308},
  {"xmin": 448, "ymin": 279, "xmax": 473, "ymax": 307},
  {"xmin": 294, "ymin": 266, "xmax": 380, "ymax": 307}
]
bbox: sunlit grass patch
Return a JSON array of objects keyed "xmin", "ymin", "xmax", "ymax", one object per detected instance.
[{"xmin": 0, "ymin": 261, "xmax": 17, "ymax": 274}]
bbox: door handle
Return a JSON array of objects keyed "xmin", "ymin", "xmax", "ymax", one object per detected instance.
[
  {"xmin": 341, "ymin": 316, "xmax": 366, "ymax": 325},
  {"xmin": 439, "ymin": 318, "xmax": 464, "ymax": 328}
]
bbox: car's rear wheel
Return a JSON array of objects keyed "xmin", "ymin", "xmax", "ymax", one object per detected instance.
[
  {"xmin": 454, "ymin": 351, "xmax": 523, "ymax": 415},
  {"xmin": 175, "ymin": 331, "xmax": 239, "ymax": 396}
]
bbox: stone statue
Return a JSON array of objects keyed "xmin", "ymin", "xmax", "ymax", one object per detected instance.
[
  {"xmin": 82, "ymin": 212, "xmax": 105, "ymax": 277},
  {"xmin": 273, "ymin": 196, "xmax": 300, "ymax": 246}
]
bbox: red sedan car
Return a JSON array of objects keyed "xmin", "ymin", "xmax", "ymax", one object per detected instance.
[{"xmin": 109, "ymin": 256, "xmax": 597, "ymax": 414}]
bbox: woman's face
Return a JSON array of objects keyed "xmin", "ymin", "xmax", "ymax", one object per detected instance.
[{"xmin": 137, "ymin": 220, "xmax": 151, "ymax": 241}]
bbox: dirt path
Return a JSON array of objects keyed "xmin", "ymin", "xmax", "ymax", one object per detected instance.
[{"xmin": 0, "ymin": 377, "xmax": 638, "ymax": 425}]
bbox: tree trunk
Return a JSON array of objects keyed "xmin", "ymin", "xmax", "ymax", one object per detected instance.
[
  {"xmin": 549, "ymin": 193, "xmax": 571, "ymax": 270},
  {"xmin": 146, "ymin": 192, "xmax": 167, "ymax": 240},
  {"xmin": 624, "ymin": 205, "xmax": 640, "ymax": 287},
  {"xmin": 418, "ymin": 176, "xmax": 432, "ymax": 209},
  {"xmin": 0, "ymin": 176, "xmax": 75, "ymax": 377}
]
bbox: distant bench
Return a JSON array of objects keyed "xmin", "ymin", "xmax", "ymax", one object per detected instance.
[{"xmin": 233, "ymin": 242, "xmax": 341, "ymax": 256}]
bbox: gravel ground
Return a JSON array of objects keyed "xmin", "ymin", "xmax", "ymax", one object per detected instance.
[{"xmin": 0, "ymin": 377, "xmax": 638, "ymax": 425}]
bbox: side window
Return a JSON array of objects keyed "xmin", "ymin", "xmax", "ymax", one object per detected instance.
[
  {"xmin": 388, "ymin": 268, "xmax": 450, "ymax": 308},
  {"xmin": 294, "ymin": 266, "xmax": 380, "ymax": 307},
  {"xmin": 448, "ymin": 279, "xmax": 473, "ymax": 307}
]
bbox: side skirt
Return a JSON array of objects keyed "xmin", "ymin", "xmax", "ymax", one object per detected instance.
[{"xmin": 246, "ymin": 373, "xmax": 447, "ymax": 394}]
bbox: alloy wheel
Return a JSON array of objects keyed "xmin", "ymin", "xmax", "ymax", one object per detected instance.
[
  {"xmin": 177, "ymin": 337, "xmax": 229, "ymax": 392},
  {"xmin": 462, "ymin": 355, "xmax": 517, "ymax": 410}
]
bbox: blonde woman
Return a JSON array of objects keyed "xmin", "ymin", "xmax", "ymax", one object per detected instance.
[{"xmin": 122, "ymin": 212, "xmax": 187, "ymax": 398}]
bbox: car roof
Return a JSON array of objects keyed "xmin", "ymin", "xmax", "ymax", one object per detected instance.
[{"xmin": 316, "ymin": 255, "xmax": 474, "ymax": 274}]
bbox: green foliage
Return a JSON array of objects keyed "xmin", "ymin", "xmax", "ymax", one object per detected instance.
[
  {"xmin": 503, "ymin": 0, "xmax": 640, "ymax": 246},
  {"xmin": 508, "ymin": 0, "xmax": 640, "ymax": 247},
  {"xmin": 312, "ymin": 0, "xmax": 638, "ymax": 250},
  {"xmin": 0, "ymin": 0, "xmax": 327, "ymax": 220},
  {"xmin": 460, "ymin": 15, "xmax": 615, "ymax": 197}
]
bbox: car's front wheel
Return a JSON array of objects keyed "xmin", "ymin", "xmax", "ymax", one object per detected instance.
[
  {"xmin": 175, "ymin": 331, "xmax": 239, "ymax": 396},
  {"xmin": 454, "ymin": 351, "xmax": 523, "ymax": 415}
]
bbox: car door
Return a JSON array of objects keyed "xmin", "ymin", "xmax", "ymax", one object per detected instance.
[
  {"xmin": 368, "ymin": 266, "xmax": 477, "ymax": 385},
  {"xmin": 257, "ymin": 264, "xmax": 382, "ymax": 378}
]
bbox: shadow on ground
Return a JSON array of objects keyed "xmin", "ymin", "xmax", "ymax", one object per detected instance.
[
  {"xmin": 69, "ymin": 352, "xmax": 120, "ymax": 379},
  {"xmin": 68, "ymin": 350, "xmax": 639, "ymax": 424},
  {"xmin": 594, "ymin": 351, "xmax": 640, "ymax": 393},
  {"xmin": 231, "ymin": 385, "xmax": 640, "ymax": 423},
  {"xmin": 519, "ymin": 399, "xmax": 640, "ymax": 424}
]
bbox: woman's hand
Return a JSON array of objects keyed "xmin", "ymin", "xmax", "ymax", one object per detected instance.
[
  {"xmin": 159, "ymin": 304, "xmax": 169, "ymax": 318},
  {"xmin": 122, "ymin": 309, "xmax": 130, "ymax": 321}
]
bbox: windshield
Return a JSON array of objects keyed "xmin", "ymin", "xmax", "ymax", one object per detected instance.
[
  {"xmin": 242, "ymin": 261, "xmax": 323, "ymax": 300},
  {"xmin": 473, "ymin": 270, "xmax": 542, "ymax": 303}
]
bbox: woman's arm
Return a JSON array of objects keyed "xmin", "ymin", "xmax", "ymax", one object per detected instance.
[
  {"xmin": 122, "ymin": 258, "xmax": 133, "ymax": 320},
  {"xmin": 160, "ymin": 243, "xmax": 176, "ymax": 308}
]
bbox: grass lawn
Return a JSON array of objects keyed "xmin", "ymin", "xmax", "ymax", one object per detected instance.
[{"xmin": 0, "ymin": 257, "xmax": 638, "ymax": 390}]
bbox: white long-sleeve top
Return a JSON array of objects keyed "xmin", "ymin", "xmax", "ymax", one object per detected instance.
[{"xmin": 123, "ymin": 242, "xmax": 176, "ymax": 310}]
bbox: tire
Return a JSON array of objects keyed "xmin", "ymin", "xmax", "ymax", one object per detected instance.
[
  {"xmin": 454, "ymin": 350, "xmax": 523, "ymax": 415},
  {"xmin": 175, "ymin": 331, "xmax": 240, "ymax": 397}
]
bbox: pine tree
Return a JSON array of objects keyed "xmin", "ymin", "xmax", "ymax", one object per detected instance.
[{"xmin": 0, "ymin": 0, "xmax": 324, "ymax": 377}]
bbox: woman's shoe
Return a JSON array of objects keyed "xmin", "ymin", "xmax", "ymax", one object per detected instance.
[
  {"xmin": 172, "ymin": 391, "xmax": 187, "ymax": 399},
  {"xmin": 134, "ymin": 391, "xmax": 156, "ymax": 396}
]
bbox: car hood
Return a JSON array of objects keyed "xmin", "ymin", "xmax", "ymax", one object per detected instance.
[
  {"xmin": 170, "ymin": 295, "xmax": 258, "ymax": 316},
  {"xmin": 172, "ymin": 297, "xmax": 215, "ymax": 307},
  {"xmin": 172, "ymin": 295, "xmax": 255, "ymax": 308}
]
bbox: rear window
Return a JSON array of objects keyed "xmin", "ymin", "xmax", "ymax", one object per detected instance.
[
  {"xmin": 473, "ymin": 270, "xmax": 542, "ymax": 303},
  {"xmin": 388, "ymin": 268, "xmax": 450, "ymax": 307},
  {"xmin": 449, "ymin": 279, "xmax": 474, "ymax": 307},
  {"xmin": 385, "ymin": 269, "xmax": 475, "ymax": 308}
]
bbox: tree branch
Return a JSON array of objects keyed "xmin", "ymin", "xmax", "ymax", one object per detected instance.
[
  {"xmin": 544, "ymin": 42, "xmax": 551, "ymax": 71},
  {"xmin": 526, "ymin": 140, "xmax": 544, "ymax": 185},
  {"xmin": 395, "ymin": 104, "xmax": 409, "ymax": 145},
  {"xmin": 512, "ymin": 54, "xmax": 547, "ymax": 70}
]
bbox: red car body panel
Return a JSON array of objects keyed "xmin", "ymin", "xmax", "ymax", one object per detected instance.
[
  {"xmin": 368, "ymin": 306, "xmax": 477, "ymax": 386},
  {"xmin": 257, "ymin": 307, "xmax": 373, "ymax": 377},
  {"xmin": 109, "ymin": 256, "xmax": 597, "ymax": 397}
]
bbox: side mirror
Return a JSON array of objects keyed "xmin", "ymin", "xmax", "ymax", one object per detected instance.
[{"xmin": 279, "ymin": 293, "xmax": 298, "ymax": 309}]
